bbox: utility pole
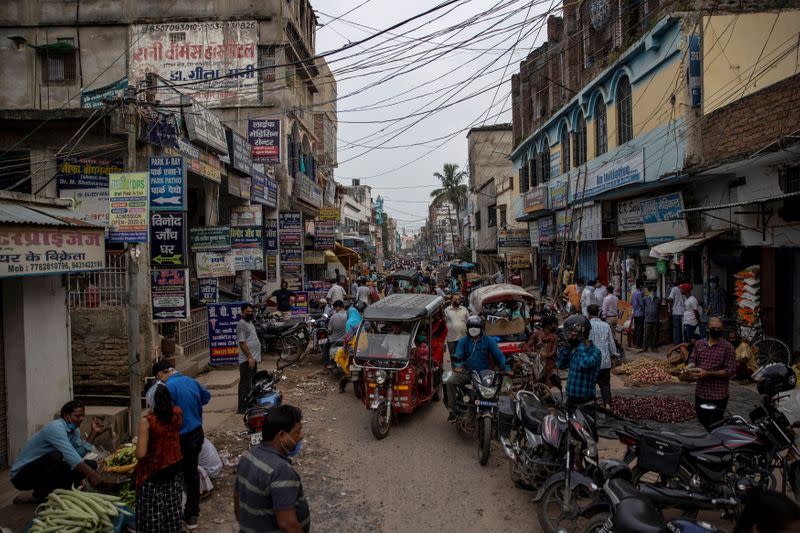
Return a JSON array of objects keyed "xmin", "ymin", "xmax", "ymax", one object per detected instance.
[{"xmin": 124, "ymin": 98, "xmax": 142, "ymax": 425}]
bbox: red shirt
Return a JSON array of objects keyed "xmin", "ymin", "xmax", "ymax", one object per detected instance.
[
  {"xmin": 135, "ymin": 407, "xmax": 183, "ymax": 488},
  {"xmin": 687, "ymin": 339, "xmax": 736, "ymax": 400}
]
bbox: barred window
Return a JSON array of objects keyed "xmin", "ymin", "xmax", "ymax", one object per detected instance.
[
  {"xmin": 560, "ymin": 126, "xmax": 571, "ymax": 174},
  {"xmin": 574, "ymin": 112, "xmax": 587, "ymax": 166},
  {"xmin": 41, "ymin": 50, "xmax": 76, "ymax": 84},
  {"xmin": 595, "ymin": 98, "xmax": 608, "ymax": 156},
  {"xmin": 617, "ymin": 76, "xmax": 633, "ymax": 145},
  {"xmin": 259, "ymin": 45, "xmax": 277, "ymax": 83},
  {"xmin": 169, "ymin": 32, "xmax": 186, "ymax": 44}
]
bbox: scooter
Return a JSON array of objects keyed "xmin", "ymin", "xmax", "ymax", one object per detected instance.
[{"xmin": 242, "ymin": 361, "xmax": 292, "ymax": 447}]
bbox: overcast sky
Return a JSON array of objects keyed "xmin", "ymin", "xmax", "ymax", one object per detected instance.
[{"xmin": 311, "ymin": 0, "xmax": 555, "ymax": 233}]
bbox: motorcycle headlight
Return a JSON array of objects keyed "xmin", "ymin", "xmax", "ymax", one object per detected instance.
[
  {"xmin": 477, "ymin": 384, "xmax": 497, "ymax": 398},
  {"xmin": 374, "ymin": 370, "xmax": 387, "ymax": 385}
]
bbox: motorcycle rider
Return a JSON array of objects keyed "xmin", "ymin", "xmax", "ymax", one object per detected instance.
[
  {"xmin": 556, "ymin": 314, "xmax": 602, "ymax": 409},
  {"xmin": 444, "ymin": 315, "xmax": 510, "ymax": 423},
  {"xmin": 346, "ymin": 300, "xmax": 367, "ymax": 335}
]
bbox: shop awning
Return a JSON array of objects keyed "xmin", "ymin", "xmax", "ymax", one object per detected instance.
[
  {"xmin": 334, "ymin": 241, "xmax": 360, "ymax": 271},
  {"xmin": 680, "ymin": 191, "xmax": 800, "ymax": 212},
  {"xmin": 649, "ymin": 230, "xmax": 728, "ymax": 258}
]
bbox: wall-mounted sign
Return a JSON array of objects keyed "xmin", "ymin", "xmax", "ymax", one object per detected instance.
[
  {"xmin": 303, "ymin": 250, "xmax": 325, "ymax": 265},
  {"xmin": 225, "ymin": 129, "xmax": 253, "ymax": 175},
  {"xmin": 570, "ymin": 149, "xmax": 645, "ymax": 202},
  {"xmin": 279, "ymin": 211, "xmax": 303, "ymax": 290},
  {"xmin": 81, "ymin": 76, "xmax": 128, "ymax": 108},
  {"xmin": 248, "ymin": 119, "xmax": 281, "ymax": 162},
  {"xmin": 0, "ymin": 226, "xmax": 105, "ymax": 278},
  {"xmin": 165, "ymin": 138, "xmax": 222, "ymax": 183},
  {"xmin": 151, "ymin": 269, "xmax": 190, "ymax": 321},
  {"xmin": 233, "ymin": 248, "xmax": 264, "ymax": 271},
  {"xmin": 617, "ymin": 198, "xmax": 643, "ymax": 232},
  {"xmin": 314, "ymin": 220, "xmax": 336, "ymax": 251},
  {"xmin": 199, "ymin": 277, "xmax": 219, "ymax": 304},
  {"xmin": 523, "ymin": 186, "xmax": 548, "ymax": 213},
  {"xmin": 108, "ymin": 172, "xmax": 149, "ymax": 242},
  {"xmin": 251, "ymin": 163, "xmax": 278, "ymax": 208},
  {"xmin": 549, "ymin": 177, "xmax": 568, "ymax": 210},
  {"xmin": 640, "ymin": 192, "xmax": 689, "ymax": 245},
  {"xmin": 319, "ymin": 207, "xmax": 340, "ymax": 221},
  {"xmin": 538, "ymin": 216, "xmax": 555, "ymax": 244},
  {"xmin": 189, "ymin": 226, "xmax": 231, "ymax": 252},
  {"xmin": 196, "ymin": 251, "xmax": 236, "ymax": 278},
  {"xmin": 56, "ymin": 156, "xmax": 122, "ymax": 191},
  {"xmin": 149, "ymin": 156, "xmax": 186, "ymax": 210},
  {"xmin": 59, "ymin": 188, "xmax": 110, "ymax": 227},
  {"xmin": 507, "ymin": 254, "xmax": 531, "ymax": 269},
  {"xmin": 150, "ymin": 212, "xmax": 186, "ymax": 267},
  {"xmin": 294, "ymin": 173, "xmax": 322, "ymax": 207},
  {"xmin": 264, "ymin": 218, "xmax": 278, "ymax": 253},
  {"xmin": 184, "ymin": 100, "xmax": 229, "ymax": 155},
  {"xmin": 498, "ymin": 229, "xmax": 530, "ymax": 249},
  {"xmin": 207, "ymin": 302, "xmax": 244, "ymax": 366},
  {"xmin": 688, "ymin": 34, "xmax": 702, "ymax": 108},
  {"xmin": 230, "ymin": 205, "xmax": 262, "ymax": 227}
]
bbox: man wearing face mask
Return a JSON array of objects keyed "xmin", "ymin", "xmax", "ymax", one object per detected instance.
[
  {"xmin": 237, "ymin": 303, "xmax": 262, "ymax": 414},
  {"xmin": 444, "ymin": 294, "xmax": 470, "ymax": 356},
  {"xmin": 686, "ymin": 316, "xmax": 736, "ymax": 430},
  {"xmin": 581, "ymin": 279, "xmax": 597, "ymax": 317},
  {"xmin": 235, "ymin": 404, "xmax": 310, "ymax": 533},
  {"xmin": 444, "ymin": 315, "xmax": 510, "ymax": 422},
  {"xmin": 557, "ymin": 314, "xmax": 602, "ymax": 408}
]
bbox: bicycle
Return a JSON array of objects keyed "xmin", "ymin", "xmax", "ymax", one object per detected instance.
[{"xmin": 730, "ymin": 312, "xmax": 793, "ymax": 366}]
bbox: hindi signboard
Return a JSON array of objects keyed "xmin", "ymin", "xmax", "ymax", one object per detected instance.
[
  {"xmin": 314, "ymin": 220, "xmax": 336, "ymax": 251},
  {"xmin": 523, "ymin": 186, "xmax": 548, "ymax": 213},
  {"xmin": 225, "ymin": 129, "xmax": 253, "ymax": 175},
  {"xmin": 151, "ymin": 269, "xmax": 190, "ymax": 321},
  {"xmin": 189, "ymin": 226, "xmax": 230, "ymax": 252},
  {"xmin": 0, "ymin": 226, "xmax": 105, "ymax": 278},
  {"xmin": 549, "ymin": 177, "xmax": 568, "ymax": 210},
  {"xmin": 108, "ymin": 172, "xmax": 149, "ymax": 242},
  {"xmin": 640, "ymin": 192, "xmax": 689, "ymax": 245},
  {"xmin": 319, "ymin": 207, "xmax": 340, "ymax": 221},
  {"xmin": 149, "ymin": 156, "xmax": 186, "ymax": 210},
  {"xmin": 290, "ymin": 291, "xmax": 309, "ymax": 317},
  {"xmin": 196, "ymin": 251, "xmax": 236, "ymax": 278},
  {"xmin": 56, "ymin": 156, "xmax": 123, "ymax": 191},
  {"xmin": 80, "ymin": 77, "xmax": 128, "ymax": 108},
  {"xmin": 199, "ymin": 277, "xmax": 219, "ymax": 304},
  {"xmin": 150, "ymin": 212, "xmax": 186, "ymax": 267},
  {"xmin": 248, "ymin": 119, "xmax": 281, "ymax": 162},
  {"xmin": 207, "ymin": 302, "xmax": 243, "ymax": 366}
]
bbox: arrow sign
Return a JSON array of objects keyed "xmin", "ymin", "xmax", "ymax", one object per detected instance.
[{"xmin": 152, "ymin": 254, "xmax": 183, "ymax": 266}]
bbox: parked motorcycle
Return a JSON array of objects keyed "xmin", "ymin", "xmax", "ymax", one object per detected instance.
[
  {"xmin": 242, "ymin": 361, "xmax": 293, "ymax": 447},
  {"xmin": 616, "ymin": 363, "xmax": 800, "ymax": 517},
  {"xmin": 254, "ymin": 308, "xmax": 310, "ymax": 362},
  {"xmin": 306, "ymin": 313, "xmax": 329, "ymax": 355}
]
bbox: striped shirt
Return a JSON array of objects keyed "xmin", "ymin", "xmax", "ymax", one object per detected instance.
[
  {"xmin": 589, "ymin": 318, "xmax": 616, "ymax": 370},
  {"xmin": 236, "ymin": 444, "xmax": 310, "ymax": 533}
]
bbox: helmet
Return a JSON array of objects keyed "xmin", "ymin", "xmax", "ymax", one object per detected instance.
[
  {"xmin": 752, "ymin": 363, "xmax": 797, "ymax": 396},
  {"xmin": 354, "ymin": 300, "xmax": 367, "ymax": 312},
  {"xmin": 466, "ymin": 315, "xmax": 484, "ymax": 335},
  {"xmin": 563, "ymin": 314, "xmax": 591, "ymax": 342}
]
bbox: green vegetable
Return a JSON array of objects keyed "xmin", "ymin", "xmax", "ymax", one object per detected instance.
[
  {"xmin": 29, "ymin": 487, "xmax": 131, "ymax": 533},
  {"xmin": 105, "ymin": 446, "xmax": 137, "ymax": 467}
]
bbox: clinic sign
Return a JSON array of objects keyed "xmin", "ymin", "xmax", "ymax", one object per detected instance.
[
  {"xmin": 108, "ymin": 172, "xmax": 149, "ymax": 243},
  {"xmin": 248, "ymin": 119, "xmax": 281, "ymax": 162},
  {"xmin": 640, "ymin": 192, "xmax": 689, "ymax": 245}
]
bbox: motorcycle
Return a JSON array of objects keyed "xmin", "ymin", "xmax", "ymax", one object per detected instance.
[
  {"xmin": 242, "ymin": 361, "xmax": 293, "ymax": 447},
  {"xmin": 306, "ymin": 313, "xmax": 329, "ymax": 355},
  {"xmin": 254, "ymin": 308, "xmax": 310, "ymax": 362}
]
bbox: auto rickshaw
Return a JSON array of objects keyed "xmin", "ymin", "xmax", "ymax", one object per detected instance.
[
  {"xmin": 350, "ymin": 294, "xmax": 447, "ymax": 439},
  {"xmin": 469, "ymin": 283, "xmax": 536, "ymax": 356}
]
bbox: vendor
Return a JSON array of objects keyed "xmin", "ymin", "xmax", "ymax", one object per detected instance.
[{"xmin": 11, "ymin": 400, "xmax": 105, "ymax": 500}]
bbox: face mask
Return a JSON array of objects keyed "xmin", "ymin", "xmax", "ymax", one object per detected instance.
[
  {"xmin": 567, "ymin": 337, "xmax": 581, "ymax": 348},
  {"xmin": 468, "ymin": 327, "xmax": 481, "ymax": 337},
  {"xmin": 282, "ymin": 433, "xmax": 303, "ymax": 457},
  {"xmin": 452, "ymin": 301, "xmax": 460, "ymax": 307},
  {"xmin": 65, "ymin": 420, "xmax": 77, "ymax": 432},
  {"xmin": 708, "ymin": 328, "xmax": 723, "ymax": 339},
  {"xmin": 244, "ymin": 314, "xmax": 254, "ymax": 322}
]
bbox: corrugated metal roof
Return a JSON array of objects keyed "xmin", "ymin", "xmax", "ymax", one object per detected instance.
[
  {"xmin": 681, "ymin": 191, "xmax": 800, "ymax": 212},
  {"xmin": 0, "ymin": 200, "xmax": 100, "ymax": 227}
]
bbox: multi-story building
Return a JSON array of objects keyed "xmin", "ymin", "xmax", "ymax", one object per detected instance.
[{"xmin": 511, "ymin": 1, "xmax": 800, "ymax": 354}]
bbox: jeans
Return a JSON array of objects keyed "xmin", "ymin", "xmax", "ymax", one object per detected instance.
[
  {"xmin": 672, "ymin": 315, "xmax": 683, "ymax": 345},
  {"xmin": 443, "ymin": 371, "xmax": 470, "ymax": 411},
  {"xmin": 322, "ymin": 341, "xmax": 332, "ymax": 366},
  {"xmin": 597, "ymin": 368, "xmax": 612, "ymax": 406},
  {"xmin": 238, "ymin": 361, "xmax": 257, "ymax": 413},
  {"xmin": 643, "ymin": 322, "xmax": 658, "ymax": 351},
  {"xmin": 684, "ymin": 323, "xmax": 698, "ymax": 342},
  {"xmin": 540, "ymin": 280, "xmax": 548, "ymax": 297},
  {"xmin": 695, "ymin": 396, "xmax": 728, "ymax": 431},
  {"xmin": 179, "ymin": 426, "xmax": 204, "ymax": 520},
  {"xmin": 633, "ymin": 316, "xmax": 645, "ymax": 348},
  {"xmin": 11, "ymin": 451, "xmax": 97, "ymax": 499}
]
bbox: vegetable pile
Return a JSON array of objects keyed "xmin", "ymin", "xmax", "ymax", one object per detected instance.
[
  {"xmin": 29, "ymin": 487, "xmax": 132, "ymax": 532},
  {"xmin": 630, "ymin": 366, "xmax": 676, "ymax": 385},
  {"xmin": 613, "ymin": 357, "xmax": 671, "ymax": 376},
  {"xmin": 105, "ymin": 446, "xmax": 136, "ymax": 467},
  {"xmin": 113, "ymin": 481, "xmax": 136, "ymax": 510},
  {"xmin": 611, "ymin": 396, "xmax": 695, "ymax": 423}
]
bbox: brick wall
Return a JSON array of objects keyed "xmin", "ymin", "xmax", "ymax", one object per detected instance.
[
  {"xmin": 702, "ymin": 73, "xmax": 800, "ymax": 164},
  {"xmin": 71, "ymin": 308, "xmax": 130, "ymax": 397}
]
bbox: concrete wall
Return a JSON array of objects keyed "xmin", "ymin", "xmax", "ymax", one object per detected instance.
[
  {"xmin": 70, "ymin": 307, "xmax": 129, "ymax": 397},
  {"xmin": 2, "ymin": 275, "xmax": 72, "ymax": 463}
]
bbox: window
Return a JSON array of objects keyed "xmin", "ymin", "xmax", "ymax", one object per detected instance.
[
  {"xmin": 574, "ymin": 112, "xmax": 587, "ymax": 166},
  {"xmin": 617, "ymin": 76, "xmax": 633, "ymax": 145},
  {"xmin": 595, "ymin": 98, "xmax": 608, "ymax": 156},
  {"xmin": 259, "ymin": 45, "xmax": 277, "ymax": 83},
  {"xmin": 540, "ymin": 140, "xmax": 551, "ymax": 183},
  {"xmin": 474, "ymin": 211, "xmax": 481, "ymax": 231},
  {"xmin": 498, "ymin": 205, "xmax": 507, "ymax": 228},
  {"xmin": 169, "ymin": 32, "xmax": 186, "ymax": 44},
  {"xmin": 487, "ymin": 205, "xmax": 497, "ymax": 227},
  {"xmin": 519, "ymin": 157, "xmax": 529, "ymax": 193},
  {"xmin": 529, "ymin": 150, "xmax": 538, "ymax": 186},
  {"xmin": 40, "ymin": 45, "xmax": 77, "ymax": 84},
  {"xmin": 560, "ymin": 126, "xmax": 571, "ymax": 174}
]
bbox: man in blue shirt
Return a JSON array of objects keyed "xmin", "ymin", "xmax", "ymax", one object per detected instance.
[
  {"xmin": 631, "ymin": 280, "xmax": 645, "ymax": 349},
  {"xmin": 444, "ymin": 315, "xmax": 510, "ymax": 422},
  {"xmin": 11, "ymin": 400, "xmax": 105, "ymax": 500},
  {"xmin": 153, "ymin": 360, "xmax": 211, "ymax": 530},
  {"xmin": 557, "ymin": 314, "xmax": 602, "ymax": 407}
]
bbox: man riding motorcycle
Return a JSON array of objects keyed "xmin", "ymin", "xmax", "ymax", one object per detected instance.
[
  {"xmin": 444, "ymin": 315, "xmax": 510, "ymax": 423},
  {"xmin": 556, "ymin": 314, "xmax": 602, "ymax": 408}
]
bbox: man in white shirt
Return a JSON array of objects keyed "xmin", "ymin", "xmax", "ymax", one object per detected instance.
[
  {"xmin": 356, "ymin": 278, "xmax": 371, "ymax": 305},
  {"xmin": 601, "ymin": 286, "xmax": 620, "ymax": 329},
  {"xmin": 682, "ymin": 284, "xmax": 700, "ymax": 341},
  {"xmin": 587, "ymin": 304, "xmax": 617, "ymax": 408},
  {"xmin": 236, "ymin": 303, "xmax": 262, "ymax": 414},
  {"xmin": 581, "ymin": 279, "xmax": 597, "ymax": 317},
  {"xmin": 326, "ymin": 279, "xmax": 346, "ymax": 303},
  {"xmin": 381, "ymin": 323, "xmax": 410, "ymax": 357},
  {"xmin": 594, "ymin": 280, "xmax": 608, "ymax": 307},
  {"xmin": 444, "ymin": 295, "xmax": 470, "ymax": 356},
  {"xmin": 668, "ymin": 281, "xmax": 686, "ymax": 345}
]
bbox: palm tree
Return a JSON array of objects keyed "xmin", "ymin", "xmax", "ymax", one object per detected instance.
[{"xmin": 430, "ymin": 163, "xmax": 467, "ymax": 255}]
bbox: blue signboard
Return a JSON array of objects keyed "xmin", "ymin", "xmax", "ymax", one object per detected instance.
[
  {"xmin": 149, "ymin": 156, "xmax": 186, "ymax": 210},
  {"xmin": 640, "ymin": 192, "xmax": 684, "ymax": 224},
  {"xmin": 207, "ymin": 302, "xmax": 244, "ymax": 366},
  {"xmin": 688, "ymin": 34, "xmax": 702, "ymax": 108}
]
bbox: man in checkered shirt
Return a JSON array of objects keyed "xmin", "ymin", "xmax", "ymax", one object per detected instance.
[{"xmin": 687, "ymin": 316, "xmax": 736, "ymax": 430}]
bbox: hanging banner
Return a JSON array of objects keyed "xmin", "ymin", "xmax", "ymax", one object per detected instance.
[
  {"xmin": 207, "ymin": 302, "xmax": 243, "ymax": 366},
  {"xmin": 189, "ymin": 226, "xmax": 231, "ymax": 252},
  {"xmin": 196, "ymin": 251, "xmax": 236, "ymax": 278},
  {"xmin": 149, "ymin": 156, "xmax": 186, "ymax": 210},
  {"xmin": 151, "ymin": 269, "xmax": 190, "ymax": 321},
  {"xmin": 290, "ymin": 291, "xmax": 309, "ymax": 317},
  {"xmin": 150, "ymin": 212, "xmax": 186, "ymax": 267},
  {"xmin": 248, "ymin": 119, "xmax": 281, "ymax": 162},
  {"xmin": 108, "ymin": 172, "xmax": 149, "ymax": 243},
  {"xmin": 314, "ymin": 220, "xmax": 336, "ymax": 251},
  {"xmin": 199, "ymin": 277, "xmax": 219, "ymax": 304},
  {"xmin": 56, "ymin": 156, "xmax": 123, "ymax": 191},
  {"xmin": 80, "ymin": 76, "xmax": 128, "ymax": 108}
]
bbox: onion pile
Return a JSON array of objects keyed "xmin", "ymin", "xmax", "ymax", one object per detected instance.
[
  {"xmin": 630, "ymin": 366, "xmax": 676, "ymax": 384},
  {"xmin": 614, "ymin": 357, "xmax": 671, "ymax": 376},
  {"xmin": 611, "ymin": 396, "xmax": 695, "ymax": 423}
]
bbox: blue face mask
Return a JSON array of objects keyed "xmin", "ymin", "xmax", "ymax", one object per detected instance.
[
  {"xmin": 282, "ymin": 433, "xmax": 303, "ymax": 457},
  {"xmin": 65, "ymin": 420, "xmax": 77, "ymax": 432}
]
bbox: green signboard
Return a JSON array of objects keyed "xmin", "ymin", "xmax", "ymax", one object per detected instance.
[{"xmin": 189, "ymin": 226, "xmax": 231, "ymax": 252}]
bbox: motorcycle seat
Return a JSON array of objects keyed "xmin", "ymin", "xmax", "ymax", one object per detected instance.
[
  {"xmin": 263, "ymin": 322, "xmax": 300, "ymax": 334},
  {"xmin": 646, "ymin": 430, "xmax": 721, "ymax": 450},
  {"xmin": 606, "ymin": 479, "xmax": 664, "ymax": 533},
  {"xmin": 518, "ymin": 395, "xmax": 547, "ymax": 431}
]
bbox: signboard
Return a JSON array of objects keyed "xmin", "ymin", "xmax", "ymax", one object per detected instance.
[
  {"xmin": 141, "ymin": 110, "xmax": 179, "ymax": 149},
  {"xmin": 306, "ymin": 281, "xmax": 331, "ymax": 308},
  {"xmin": 523, "ymin": 186, "xmax": 548, "ymax": 213},
  {"xmin": 151, "ymin": 269, "xmax": 190, "ymax": 321},
  {"xmin": 199, "ymin": 278, "xmax": 219, "ymax": 304},
  {"xmin": 230, "ymin": 205, "xmax": 262, "ymax": 227},
  {"xmin": 59, "ymin": 188, "xmax": 110, "ymax": 226},
  {"xmin": 319, "ymin": 207, "xmax": 340, "ymax": 221},
  {"xmin": 189, "ymin": 226, "xmax": 230, "ymax": 252},
  {"xmin": 56, "ymin": 156, "xmax": 122, "ymax": 191},
  {"xmin": 303, "ymin": 250, "xmax": 325, "ymax": 265},
  {"xmin": 550, "ymin": 150, "xmax": 561, "ymax": 179},
  {"xmin": 150, "ymin": 212, "xmax": 186, "ymax": 267},
  {"xmin": 225, "ymin": 129, "xmax": 253, "ymax": 175},
  {"xmin": 640, "ymin": 192, "xmax": 689, "ymax": 245},
  {"xmin": 290, "ymin": 291, "xmax": 309, "ymax": 317},
  {"xmin": 266, "ymin": 172, "xmax": 278, "ymax": 207},
  {"xmin": 0, "ymin": 226, "xmax": 105, "ymax": 278},
  {"xmin": 80, "ymin": 77, "xmax": 128, "ymax": 108},
  {"xmin": 498, "ymin": 229, "xmax": 530, "ymax": 249},
  {"xmin": 149, "ymin": 156, "xmax": 186, "ymax": 210},
  {"xmin": 196, "ymin": 251, "xmax": 236, "ymax": 278},
  {"xmin": 549, "ymin": 177, "xmax": 568, "ymax": 210},
  {"xmin": 207, "ymin": 302, "xmax": 244, "ymax": 366},
  {"xmin": 248, "ymin": 119, "xmax": 281, "ymax": 162},
  {"xmin": 555, "ymin": 210, "xmax": 573, "ymax": 241},
  {"xmin": 251, "ymin": 163, "xmax": 277, "ymax": 207},
  {"xmin": 508, "ymin": 254, "xmax": 531, "ymax": 269},
  {"xmin": 164, "ymin": 138, "xmax": 222, "ymax": 183},
  {"xmin": 233, "ymin": 248, "xmax": 264, "ymax": 271},
  {"xmin": 129, "ymin": 20, "xmax": 259, "ymax": 107},
  {"xmin": 294, "ymin": 173, "xmax": 322, "ymax": 207},
  {"xmin": 688, "ymin": 34, "xmax": 702, "ymax": 108},
  {"xmin": 570, "ymin": 149, "xmax": 645, "ymax": 202},
  {"xmin": 184, "ymin": 100, "xmax": 229, "ymax": 154},
  {"xmin": 314, "ymin": 220, "xmax": 336, "ymax": 251},
  {"xmin": 264, "ymin": 218, "xmax": 278, "ymax": 253},
  {"xmin": 231, "ymin": 206, "xmax": 263, "ymax": 271},
  {"xmin": 538, "ymin": 216, "xmax": 555, "ymax": 244},
  {"xmin": 574, "ymin": 204, "xmax": 603, "ymax": 241},
  {"xmin": 108, "ymin": 172, "xmax": 149, "ymax": 242},
  {"xmin": 266, "ymin": 254, "xmax": 277, "ymax": 282},
  {"xmin": 617, "ymin": 198, "xmax": 644, "ymax": 232},
  {"xmin": 279, "ymin": 212, "xmax": 303, "ymax": 290}
]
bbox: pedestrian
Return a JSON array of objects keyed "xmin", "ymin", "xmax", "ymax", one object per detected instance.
[
  {"xmin": 601, "ymin": 286, "xmax": 620, "ymax": 329},
  {"xmin": 563, "ymin": 277, "xmax": 584, "ymax": 315},
  {"xmin": 668, "ymin": 280, "xmax": 686, "ymax": 345},
  {"xmin": 593, "ymin": 279, "xmax": 607, "ymax": 307},
  {"xmin": 682, "ymin": 283, "xmax": 700, "ymax": 341},
  {"xmin": 641, "ymin": 285, "xmax": 661, "ymax": 352},
  {"xmin": 136, "ymin": 382, "xmax": 184, "ymax": 533},
  {"xmin": 526, "ymin": 316, "xmax": 558, "ymax": 383},
  {"xmin": 236, "ymin": 303, "xmax": 261, "ymax": 414},
  {"xmin": 539, "ymin": 262, "xmax": 549, "ymax": 297},
  {"xmin": 368, "ymin": 281, "xmax": 381, "ymax": 303},
  {"xmin": 356, "ymin": 278, "xmax": 371, "ymax": 305},
  {"xmin": 556, "ymin": 314, "xmax": 602, "ymax": 409},
  {"xmin": 235, "ymin": 404, "xmax": 310, "ymax": 533},
  {"xmin": 152, "ymin": 360, "xmax": 211, "ymax": 530},
  {"xmin": 327, "ymin": 278, "xmax": 347, "ymax": 304},
  {"xmin": 686, "ymin": 317, "xmax": 735, "ymax": 430},
  {"xmin": 702, "ymin": 274, "xmax": 726, "ymax": 338},
  {"xmin": 444, "ymin": 294, "xmax": 470, "ymax": 356},
  {"xmin": 734, "ymin": 489, "xmax": 800, "ymax": 533},
  {"xmin": 587, "ymin": 304, "xmax": 617, "ymax": 409},
  {"xmin": 580, "ymin": 278, "xmax": 597, "ymax": 317},
  {"xmin": 350, "ymin": 277, "xmax": 359, "ymax": 299},
  {"xmin": 631, "ymin": 280, "xmax": 645, "ymax": 349},
  {"xmin": 325, "ymin": 300, "xmax": 347, "ymax": 368},
  {"xmin": 270, "ymin": 281, "xmax": 295, "ymax": 320},
  {"xmin": 561, "ymin": 265, "xmax": 573, "ymax": 292}
]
